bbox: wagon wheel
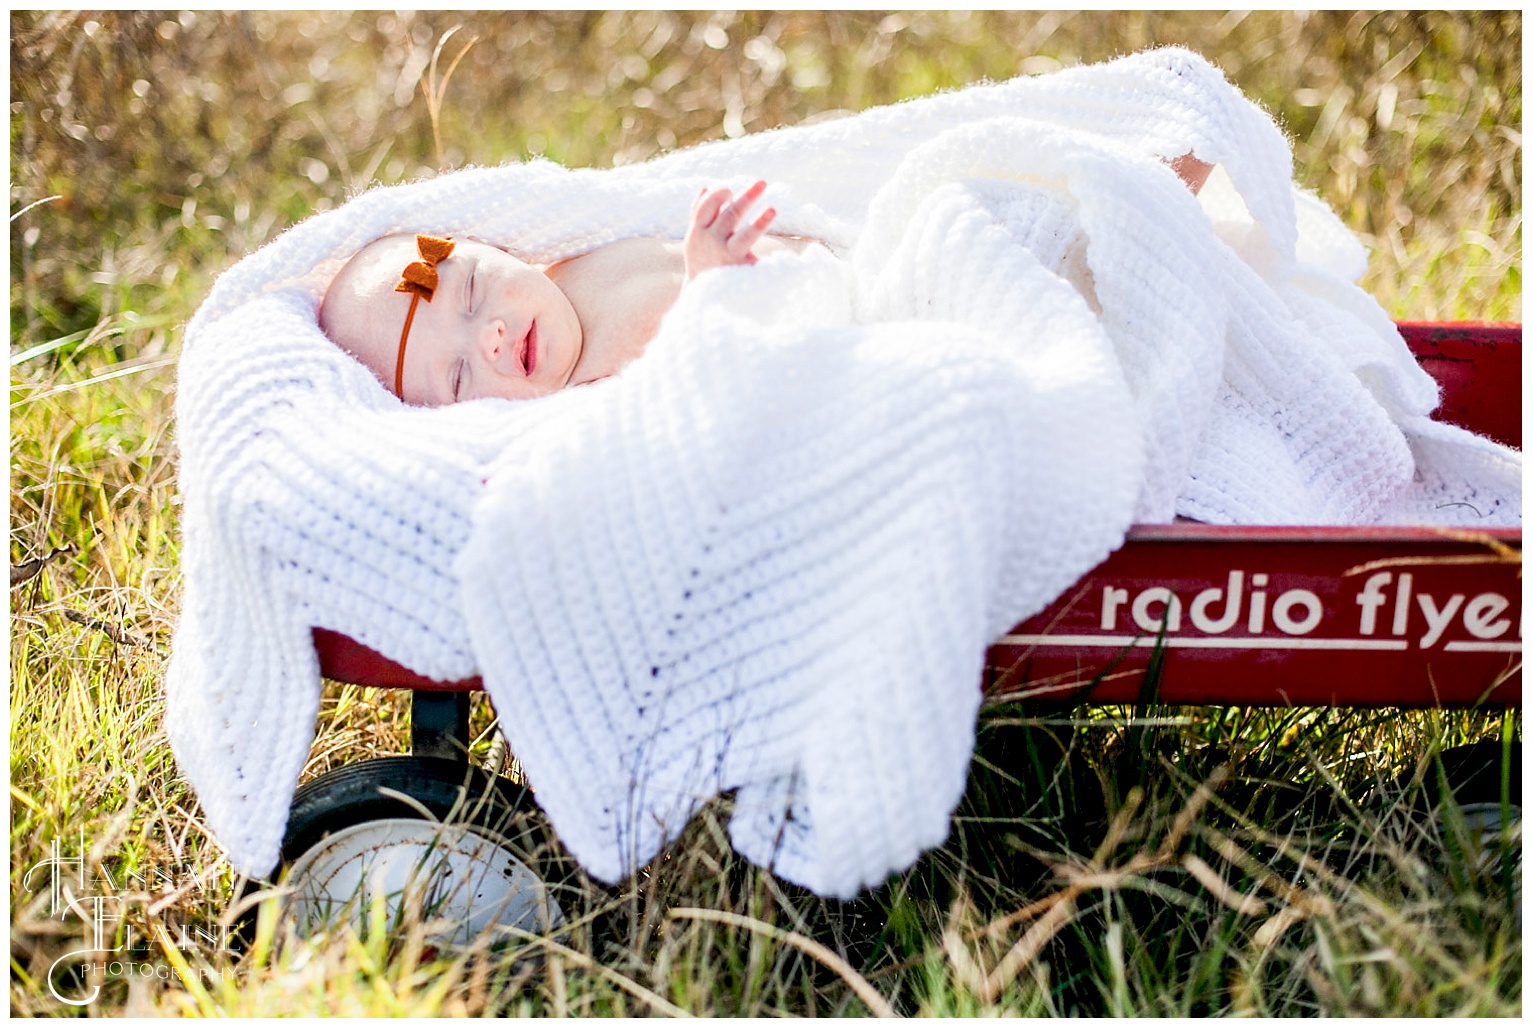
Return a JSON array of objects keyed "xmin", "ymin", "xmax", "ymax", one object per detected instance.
[
  {"xmin": 1381, "ymin": 741, "xmax": 1522, "ymax": 884},
  {"xmin": 234, "ymin": 757, "xmax": 580, "ymax": 951},
  {"xmin": 1428, "ymin": 741, "xmax": 1520, "ymax": 797},
  {"xmin": 1421, "ymin": 740, "xmax": 1521, "ymax": 831}
]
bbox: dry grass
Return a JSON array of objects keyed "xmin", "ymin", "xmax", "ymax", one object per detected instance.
[{"xmin": 10, "ymin": 10, "xmax": 1521, "ymax": 1017}]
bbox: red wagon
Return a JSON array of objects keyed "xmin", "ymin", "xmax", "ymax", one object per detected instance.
[
  {"xmin": 315, "ymin": 321, "xmax": 1521, "ymax": 712},
  {"xmin": 258, "ymin": 322, "xmax": 1521, "ymax": 943}
]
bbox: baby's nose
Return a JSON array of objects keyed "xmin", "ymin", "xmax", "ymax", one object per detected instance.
[{"xmin": 480, "ymin": 319, "xmax": 512, "ymax": 370}]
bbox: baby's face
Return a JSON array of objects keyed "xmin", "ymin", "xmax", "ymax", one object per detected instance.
[{"xmin": 319, "ymin": 235, "xmax": 584, "ymax": 406}]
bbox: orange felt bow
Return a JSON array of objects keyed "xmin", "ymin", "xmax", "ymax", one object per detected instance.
[
  {"xmin": 392, "ymin": 235, "xmax": 454, "ymax": 398},
  {"xmin": 395, "ymin": 234, "xmax": 455, "ymax": 301}
]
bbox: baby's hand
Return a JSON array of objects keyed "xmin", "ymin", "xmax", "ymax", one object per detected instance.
[{"xmin": 684, "ymin": 180, "xmax": 776, "ymax": 280}]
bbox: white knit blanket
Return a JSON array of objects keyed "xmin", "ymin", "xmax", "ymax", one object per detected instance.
[{"xmin": 166, "ymin": 48, "xmax": 1520, "ymax": 896}]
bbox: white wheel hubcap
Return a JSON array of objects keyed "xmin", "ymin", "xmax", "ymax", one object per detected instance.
[{"xmin": 285, "ymin": 818, "xmax": 566, "ymax": 944}]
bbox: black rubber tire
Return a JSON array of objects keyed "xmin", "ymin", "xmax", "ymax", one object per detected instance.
[
  {"xmin": 1416, "ymin": 741, "xmax": 1522, "ymax": 887},
  {"xmin": 281, "ymin": 757, "xmax": 549, "ymax": 862},
  {"xmin": 233, "ymin": 757, "xmax": 580, "ymax": 947},
  {"xmin": 1421, "ymin": 741, "xmax": 1521, "ymax": 810}
]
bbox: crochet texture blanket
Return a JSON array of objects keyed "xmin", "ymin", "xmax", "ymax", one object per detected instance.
[{"xmin": 167, "ymin": 47, "xmax": 1521, "ymax": 897}]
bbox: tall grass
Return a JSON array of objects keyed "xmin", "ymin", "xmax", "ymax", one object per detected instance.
[{"xmin": 10, "ymin": 11, "xmax": 1521, "ymax": 1016}]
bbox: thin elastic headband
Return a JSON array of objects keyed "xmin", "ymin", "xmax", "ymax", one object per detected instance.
[{"xmin": 392, "ymin": 235, "xmax": 455, "ymax": 398}]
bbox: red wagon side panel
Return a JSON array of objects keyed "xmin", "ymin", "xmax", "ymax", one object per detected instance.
[
  {"xmin": 1396, "ymin": 322, "xmax": 1521, "ymax": 449},
  {"xmin": 991, "ymin": 325, "xmax": 1521, "ymax": 709},
  {"xmin": 987, "ymin": 524, "xmax": 1520, "ymax": 708},
  {"xmin": 312, "ymin": 627, "xmax": 478, "ymax": 692}
]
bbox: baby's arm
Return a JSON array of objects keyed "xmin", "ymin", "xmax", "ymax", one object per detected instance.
[
  {"xmin": 684, "ymin": 180, "xmax": 776, "ymax": 280},
  {"xmin": 1169, "ymin": 153, "xmax": 1213, "ymax": 195}
]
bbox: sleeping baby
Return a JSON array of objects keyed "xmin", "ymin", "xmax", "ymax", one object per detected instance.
[
  {"xmin": 318, "ymin": 180, "xmax": 817, "ymax": 405},
  {"xmin": 320, "ymin": 157, "xmax": 1212, "ymax": 406}
]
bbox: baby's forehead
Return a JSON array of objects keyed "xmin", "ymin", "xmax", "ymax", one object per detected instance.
[
  {"xmin": 325, "ymin": 233, "xmax": 508, "ymax": 336},
  {"xmin": 344, "ymin": 234, "xmax": 503, "ymax": 292},
  {"xmin": 347, "ymin": 234, "xmax": 420, "ymax": 293},
  {"xmin": 319, "ymin": 236, "xmax": 418, "ymax": 366}
]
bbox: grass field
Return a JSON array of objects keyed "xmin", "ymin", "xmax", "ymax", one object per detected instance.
[{"xmin": 10, "ymin": 11, "xmax": 1521, "ymax": 1016}]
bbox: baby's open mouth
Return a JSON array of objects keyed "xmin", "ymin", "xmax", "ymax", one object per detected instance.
[{"xmin": 525, "ymin": 321, "xmax": 538, "ymax": 377}]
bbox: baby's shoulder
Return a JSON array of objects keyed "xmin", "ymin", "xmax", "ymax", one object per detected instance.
[
  {"xmin": 584, "ymin": 235, "xmax": 685, "ymax": 275},
  {"xmin": 554, "ymin": 237, "xmax": 684, "ymax": 308}
]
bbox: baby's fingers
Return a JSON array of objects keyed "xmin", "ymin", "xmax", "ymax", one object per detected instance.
[
  {"xmin": 728, "ymin": 206, "xmax": 777, "ymax": 258},
  {"xmin": 692, "ymin": 186, "xmax": 732, "ymax": 229},
  {"xmin": 716, "ymin": 180, "xmax": 767, "ymax": 232}
]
